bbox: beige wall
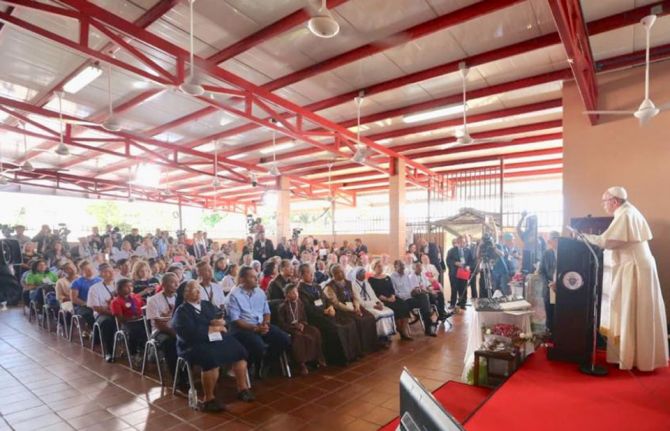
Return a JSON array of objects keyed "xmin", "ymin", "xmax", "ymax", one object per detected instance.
[{"xmin": 562, "ymin": 61, "xmax": 670, "ymax": 317}]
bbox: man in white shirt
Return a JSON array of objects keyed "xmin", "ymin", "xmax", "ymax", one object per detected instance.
[
  {"xmin": 112, "ymin": 240, "xmax": 133, "ymax": 262},
  {"xmin": 196, "ymin": 261, "xmax": 226, "ymax": 308},
  {"xmin": 87, "ymin": 263, "xmax": 117, "ymax": 362},
  {"xmin": 409, "ymin": 262, "xmax": 448, "ymax": 321},
  {"xmin": 146, "ymin": 272, "xmax": 180, "ymax": 380},
  {"xmin": 390, "ymin": 260, "xmax": 436, "ymax": 337}
]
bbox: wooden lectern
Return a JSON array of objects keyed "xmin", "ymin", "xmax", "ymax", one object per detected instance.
[{"xmin": 548, "ymin": 237, "xmax": 604, "ymax": 363}]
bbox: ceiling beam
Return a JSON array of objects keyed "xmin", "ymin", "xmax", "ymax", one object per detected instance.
[{"xmin": 548, "ymin": 0, "xmax": 599, "ymax": 124}]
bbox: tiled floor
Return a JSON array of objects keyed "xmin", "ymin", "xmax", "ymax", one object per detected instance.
[{"xmin": 0, "ymin": 308, "xmax": 469, "ymax": 431}]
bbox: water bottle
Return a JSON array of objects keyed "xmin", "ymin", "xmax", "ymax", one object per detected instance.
[{"xmin": 188, "ymin": 387, "xmax": 198, "ymax": 409}]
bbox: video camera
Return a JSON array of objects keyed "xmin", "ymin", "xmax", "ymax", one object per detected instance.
[
  {"xmin": 479, "ymin": 233, "xmax": 499, "ymax": 262},
  {"xmin": 292, "ymin": 227, "xmax": 303, "ymax": 241},
  {"xmin": 0, "ymin": 224, "xmax": 15, "ymax": 239}
]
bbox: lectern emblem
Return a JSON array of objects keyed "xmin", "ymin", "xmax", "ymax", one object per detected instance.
[{"xmin": 562, "ymin": 271, "xmax": 584, "ymax": 290}]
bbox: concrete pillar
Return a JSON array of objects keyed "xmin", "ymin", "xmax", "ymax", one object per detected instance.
[
  {"xmin": 389, "ymin": 158, "xmax": 406, "ymax": 260},
  {"xmin": 276, "ymin": 175, "xmax": 291, "ymax": 244}
]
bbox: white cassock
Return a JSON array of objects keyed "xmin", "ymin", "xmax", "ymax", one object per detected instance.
[{"xmin": 584, "ymin": 201, "xmax": 669, "ymax": 371}]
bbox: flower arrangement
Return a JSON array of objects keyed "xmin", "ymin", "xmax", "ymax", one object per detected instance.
[{"xmin": 482, "ymin": 324, "xmax": 534, "ymax": 351}]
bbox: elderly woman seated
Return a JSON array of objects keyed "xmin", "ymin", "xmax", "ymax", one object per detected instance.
[
  {"xmin": 324, "ymin": 264, "xmax": 379, "ymax": 355},
  {"xmin": 172, "ymin": 280, "xmax": 254, "ymax": 412},
  {"xmin": 350, "ymin": 267, "xmax": 396, "ymax": 345},
  {"xmin": 277, "ymin": 284, "xmax": 326, "ymax": 375}
]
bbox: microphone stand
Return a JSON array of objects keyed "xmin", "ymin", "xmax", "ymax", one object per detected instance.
[{"xmin": 567, "ymin": 227, "xmax": 608, "ymax": 376}]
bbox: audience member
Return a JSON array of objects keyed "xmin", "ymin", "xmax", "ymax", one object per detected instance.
[
  {"xmin": 369, "ymin": 260, "xmax": 412, "ymax": 340},
  {"xmin": 70, "ymin": 260, "xmax": 101, "ymax": 329},
  {"xmin": 87, "ymin": 263, "xmax": 117, "ymax": 361},
  {"xmin": 351, "ymin": 267, "xmax": 395, "ymax": 343},
  {"xmin": 145, "ymin": 272, "xmax": 180, "ymax": 382},
  {"xmin": 390, "ymin": 260, "xmax": 436, "ymax": 337},
  {"xmin": 196, "ymin": 261, "xmax": 225, "ymax": 309},
  {"xmin": 173, "ymin": 280, "xmax": 254, "ymax": 412},
  {"xmin": 131, "ymin": 260, "xmax": 159, "ymax": 299},
  {"xmin": 277, "ymin": 284, "xmax": 326, "ymax": 375},
  {"xmin": 227, "ymin": 266, "xmax": 290, "ymax": 377},
  {"xmin": 110, "ymin": 278, "xmax": 146, "ymax": 365},
  {"xmin": 268, "ymin": 259, "xmax": 293, "ymax": 301}
]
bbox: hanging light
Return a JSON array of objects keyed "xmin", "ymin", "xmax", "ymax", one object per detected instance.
[
  {"xmin": 55, "ymin": 92, "xmax": 70, "ymax": 157},
  {"xmin": 55, "ymin": 143, "xmax": 70, "ymax": 156},
  {"xmin": 212, "ymin": 140, "xmax": 222, "ymax": 187},
  {"xmin": 19, "ymin": 122, "xmax": 34, "ymax": 172},
  {"xmin": 351, "ymin": 95, "xmax": 368, "ymax": 164}
]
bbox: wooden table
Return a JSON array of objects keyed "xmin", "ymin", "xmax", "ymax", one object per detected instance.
[{"xmin": 473, "ymin": 348, "xmax": 519, "ymax": 388}]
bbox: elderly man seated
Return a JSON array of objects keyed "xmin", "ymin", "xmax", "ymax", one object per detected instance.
[
  {"xmin": 226, "ymin": 266, "xmax": 290, "ymax": 378},
  {"xmin": 172, "ymin": 280, "xmax": 254, "ymax": 412},
  {"xmin": 146, "ymin": 272, "xmax": 180, "ymax": 381},
  {"xmin": 87, "ymin": 263, "xmax": 117, "ymax": 362}
]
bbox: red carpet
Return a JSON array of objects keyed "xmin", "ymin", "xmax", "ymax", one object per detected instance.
[
  {"xmin": 378, "ymin": 381, "xmax": 492, "ymax": 431},
  {"xmin": 464, "ymin": 348, "xmax": 670, "ymax": 431}
]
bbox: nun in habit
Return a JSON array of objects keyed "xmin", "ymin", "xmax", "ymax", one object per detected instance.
[
  {"xmin": 583, "ymin": 186, "xmax": 668, "ymax": 371},
  {"xmin": 350, "ymin": 267, "xmax": 396, "ymax": 341}
]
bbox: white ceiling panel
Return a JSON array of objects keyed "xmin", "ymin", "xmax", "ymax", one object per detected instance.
[
  {"xmin": 329, "ymin": 52, "xmax": 407, "ymax": 91},
  {"xmin": 381, "ymin": 29, "xmax": 467, "ymax": 75}
]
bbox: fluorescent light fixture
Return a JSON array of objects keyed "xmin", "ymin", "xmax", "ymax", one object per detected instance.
[
  {"xmin": 228, "ymin": 153, "xmax": 247, "ymax": 160},
  {"xmin": 377, "ymin": 138, "xmax": 392, "ymax": 144},
  {"xmin": 132, "ymin": 163, "xmax": 161, "ymax": 188},
  {"xmin": 348, "ymin": 124, "xmax": 369, "ymax": 133},
  {"xmin": 259, "ymin": 142, "xmax": 294, "ymax": 154},
  {"xmin": 63, "ymin": 64, "xmax": 103, "ymax": 94},
  {"xmin": 402, "ymin": 104, "xmax": 464, "ymax": 124}
]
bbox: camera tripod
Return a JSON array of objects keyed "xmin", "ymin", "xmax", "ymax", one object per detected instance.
[{"xmin": 468, "ymin": 258, "xmax": 495, "ymax": 299}]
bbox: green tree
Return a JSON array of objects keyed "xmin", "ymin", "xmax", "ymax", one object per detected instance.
[{"xmin": 85, "ymin": 201, "xmax": 132, "ymax": 232}]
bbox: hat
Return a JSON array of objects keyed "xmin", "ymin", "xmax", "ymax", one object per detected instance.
[{"xmin": 606, "ymin": 186, "xmax": 627, "ymax": 200}]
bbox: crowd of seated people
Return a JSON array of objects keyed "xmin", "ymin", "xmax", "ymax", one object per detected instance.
[{"xmin": 12, "ymin": 222, "xmax": 463, "ymax": 412}]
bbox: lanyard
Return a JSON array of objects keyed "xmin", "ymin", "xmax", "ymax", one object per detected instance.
[
  {"xmin": 102, "ymin": 282, "xmax": 114, "ymax": 299},
  {"xmin": 162, "ymin": 292, "xmax": 174, "ymax": 315},
  {"xmin": 288, "ymin": 301, "xmax": 299, "ymax": 324},
  {"xmin": 203, "ymin": 284, "xmax": 213, "ymax": 302}
]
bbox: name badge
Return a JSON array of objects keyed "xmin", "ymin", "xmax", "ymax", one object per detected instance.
[
  {"xmin": 208, "ymin": 332, "xmax": 223, "ymax": 342},
  {"xmin": 314, "ymin": 299, "xmax": 323, "ymax": 307}
]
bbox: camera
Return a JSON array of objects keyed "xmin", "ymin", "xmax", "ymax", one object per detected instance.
[
  {"xmin": 292, "ymin": 227, "xmax": 303, "ymax": 241},
  {"xmin": 246, "ymin": 214, "xmax": 260, "ymax": 235},
  {"xmin": 479, "ymin": 233, "xmax": 499, "ymax": 262}
]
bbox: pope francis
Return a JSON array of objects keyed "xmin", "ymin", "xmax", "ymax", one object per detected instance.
[{"xmin": 583, "ymin": 186, "xmax": 668, "ymax": 371}]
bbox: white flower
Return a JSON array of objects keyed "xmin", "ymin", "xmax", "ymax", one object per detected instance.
[{"xmin": 485, "ymin": 329, "xmax": 492, "ymax": 335}]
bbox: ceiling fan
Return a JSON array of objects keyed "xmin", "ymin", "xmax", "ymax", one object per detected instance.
[
  {"xmin": 60, "ymin": 63, "xmax": 123, "ymax": 132},
  {"xmin": 351, "ymin": 95, "xmax": 373, "ymax": 164},
  {"xmin": 308, "ymin": 0, "xmax": 340, "ymax": 38},
  {"xmin": 2, "ymin": 121, "xmax": 72, "ymax": 174},
  {"xmin": 454, "ymin": 63, "xmax": 513, "ymax": 146},
  {"xmin": 584, "ymin": 14, "xmax": 670, "ymax": 124}
]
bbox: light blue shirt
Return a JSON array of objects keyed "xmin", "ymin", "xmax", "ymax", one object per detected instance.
[
  {"xmin": 226, "ymin": 286, "xmax": 270, "ymax": 326},
  {"xmin": 390, "ymin": 272, "xmax": 413, "ymax": 300}
]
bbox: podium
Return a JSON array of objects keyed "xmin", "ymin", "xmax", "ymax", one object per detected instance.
[{"xmin": 548, "ymin": 237, "xmax": 603, "ymax": 363}]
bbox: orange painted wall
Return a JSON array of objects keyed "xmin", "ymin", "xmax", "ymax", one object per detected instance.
[{"xmin": 562, "ymin": 61, "xmax": 670, "ymax": 316}]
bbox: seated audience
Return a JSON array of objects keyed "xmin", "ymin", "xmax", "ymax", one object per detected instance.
[
  {"xmin": 268, "ymin": 259, "xmax": 293, "ymax": 301},
  {"xmin": 196, "ymin": 261, "xmax": 225, "ymax": 309},
  {"xmin": 314, "ymin": 260, "xmax": 328, "ymax": 285},
  {"xmin": 213, "ymin": 257, "xmax": 228, "ymax": 283},
  {"xmin": 277, "ymin": 284, "xmax": 326, "ymax": 375},
  {"xmin": 226, "ymin": 266, "xmax": 290, "ymax": 377},
  {"xmin": 351, "ymin": 267, "xmax": 396, "ymax": 343},
  {"xmin": 409, "ymin": 262, "xmax": 448, "ymax": 320},
  {"xmin": 260, "ymin": 260, "xmax": 276, "ymax": 293},
  {"xmin": 24, "ymin": 259, "xmax": 58, "ymax": 309},
  {"xmin": 390, "ymin": 260, "xmax": 436, "ymax": 337},
  {"xmin": 70, "ymin": 260, "xmax": 101, "ymax": 329},
  {"xmin": 55, "ymin": 261, "xmax": 77, "ymax": 311},
  {"xmin": 131, "ymin": 260, "xmax": 159, "ymax": 299},
  {"xmin": 110, "ymin": 278, "xmax": 147, "ymax": 364},
  {"xmin": 324, "ymin": 264, "xmax": 378, "ymax": 354},
  {"xmin": 173, "ymin": 280, "xmax": 254, "ymax": 411},
  {"xmin": 86, "ymin": 263, "xmax": 117, "ymax": 361},
  {"xmin": 145, "ymin": 272, "xmax": 180, "ymax": 383},
  {"xmin": 369, "ymin": 260, "xmax": 412, "ymax": 340},
  {"xmin": 221, "ymin": 264, "xmax": 238, "ymax": 294}
]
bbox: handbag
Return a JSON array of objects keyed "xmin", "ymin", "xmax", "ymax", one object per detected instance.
[{"xmin": 456, "ymin": 267, "xmax": 471, "ymax": 281}]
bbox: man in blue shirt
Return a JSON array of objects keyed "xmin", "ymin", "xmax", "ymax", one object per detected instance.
[
  {"xmin": 227, "ymin": 266, "xmax": 290, "ymax": 377},
  {"xmin": 70, "ymin": 260, "xmax": 102, "ymax": 329}
]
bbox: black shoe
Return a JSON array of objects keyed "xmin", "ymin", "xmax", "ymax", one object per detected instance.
[
  {"xmin": 104, "ymin": 354, "xmax": 114, "ymax": 363},
  {"xmin": 237, "ymin": 389, "xmax": 256, "ymax": 402},
  {"xmin": 200, "ymin": 399, "xmax": 225, "ymax": 413}
]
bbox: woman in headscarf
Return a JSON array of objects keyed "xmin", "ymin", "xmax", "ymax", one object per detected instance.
[
  {"xmin": 324, "ymin": 264, "xmax": 378, "ymax": 354},
  {"xmin": 351, "ymin": 267, "xmax": 395, "ymax": 344},
  {"xmin": 277, "ymin": 284, "xmax": 326, "ymax": 375}
]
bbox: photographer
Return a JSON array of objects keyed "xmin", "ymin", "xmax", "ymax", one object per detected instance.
[
  {"xmin": 478, "ymin": 232, "xmax": 515, "ymax": 296},
  {"xmin": 252, "ymin": 232, "xmax": 274, "ymax": 265},
  {"xmin": 11, "ymin": 225, "xmax": 30, "ymax": 247},
  {"xmin": 32, "ymin": 225, "xmax": 52, "ymax": 255}
]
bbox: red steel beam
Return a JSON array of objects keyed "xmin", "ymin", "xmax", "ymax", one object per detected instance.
[
  {"xmin": 548, "ymin": 0, "xmax": 598, "ymax": 124},
  {"xmin": 56, "ymin": 1, "xmax": 667, "ymax": 177},
  {"xmin": 159, "ymin": 1, "xmax": 668, "ymax": 157},
  {"xmin": 207, "ymin": 0, "xmax": 350, "ymax": 65},
  {"xmin": 15, "ymin": 0, "xmax": 179, "ymax": 162},
  {"xmin": 58, "ymin": 0, "xmax": 522, "ymax": 178}
]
